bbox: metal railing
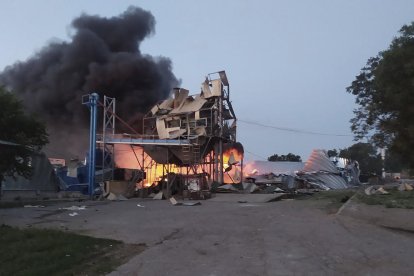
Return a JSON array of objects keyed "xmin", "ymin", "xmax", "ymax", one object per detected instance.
[{"xmin": 96, "ymin": 133, "xmax": 196, "ymax": 146}]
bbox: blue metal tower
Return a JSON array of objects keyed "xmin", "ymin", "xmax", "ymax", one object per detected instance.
[{"xmin": 82, "ymin": 93, "xmax": 99, "ymax": 199}]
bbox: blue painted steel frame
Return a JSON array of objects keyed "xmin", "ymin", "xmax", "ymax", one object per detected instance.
[{"xmin": 83, "ymin": 93, "xmax": 99, "ymax": 199}]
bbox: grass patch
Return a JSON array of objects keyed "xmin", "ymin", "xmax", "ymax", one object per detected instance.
[
  {"xmin": 309, "ymin": 189, "xmax": 356, "ymax": 202},
  {"xmin": 298, "ymin": 189, "xmax": 357, "ymax": 213},
  {"xmin": 0, "ymin": 224, "xmax": 145, "ymax": 275},
  {"xmin": 356, "ymin": 188, "xmax": 414, "ymax": 209}
]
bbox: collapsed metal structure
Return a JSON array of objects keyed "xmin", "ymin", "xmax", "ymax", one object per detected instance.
[{"xmin": 97, "ymin": 71, "xmax": 243, "ymax": 196}]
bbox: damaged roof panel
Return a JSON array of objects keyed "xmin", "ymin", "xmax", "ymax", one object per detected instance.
[
  {"xmin": 304, "ymin": 149, "xmax": 339, "ymax": 173},
  {"xmin": 300, "ymin": 149, "xmax": 351, "ymax": 190},
  {"xmin": 170, "ymin": 95, "xmax": 207, "ymax": 115},
  {"xmin": 173, "ymin": 88, "xmax": 189, "ymax": 108}
]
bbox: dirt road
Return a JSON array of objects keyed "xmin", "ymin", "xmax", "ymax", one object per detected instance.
[{"xmin": 1, "ymin": 194, "xmax": 413, "ymax": 275}]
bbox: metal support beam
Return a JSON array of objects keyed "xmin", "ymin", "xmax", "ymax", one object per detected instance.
[{"xmin": 102, "ymin": 96, "xmax": 116, "ymax": 182}]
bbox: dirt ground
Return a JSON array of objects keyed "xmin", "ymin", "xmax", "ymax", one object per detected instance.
[{"xmin": 1, "ymin": 194, "xmax": 413, "ymax": 276}]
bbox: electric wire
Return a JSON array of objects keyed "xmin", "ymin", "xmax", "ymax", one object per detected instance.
[
  {"xmin": 238, "ymin": 119, "xmax": 354, "ymax": 137},
  {"xmin": 243, "ymin": 149, "xmax": 267, "ymax": 161}
]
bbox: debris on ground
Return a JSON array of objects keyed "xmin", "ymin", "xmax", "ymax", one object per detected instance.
[
  {"xmin": 216, "ymin": 184, "xmax": 239, "ymax": 193},
  {"xmin": 137, "ymin": 204, "xmax": 145, "ymax": 208},
  {"xmin": 242, "ymin": 182, "xmax": 258, "ymax": 194},
  {"xmin": 398, "ymin": 183, "xmax": 413, "ymax": 191},
  {"xmin": 24, "ymin": 205, "xmax": 45, "ymax": 208},
  {"xmin": 107, "ymin": 193, "xmax": 118, "ymax": 201},
  {"xmin": 169, "ymin": 197, "xmax": 201, "ymax": 206},
  {"xmin": 60, "ymin": 205, "xmax": 87, "ymax": 210},
  {"xmin": 68, "ymin": 212, "xmax": 79, "ymax": 217},
  {"xmin": 106, "ymin": 193, "xmax": 128, "ymax": 201},
  {"xmin": 365, "ymin": 186, "xmax": 390, "ymax": 195}
]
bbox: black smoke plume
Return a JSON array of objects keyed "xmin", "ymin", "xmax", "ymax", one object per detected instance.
[{"xmin": 0, "ymin": 7, "xmax": 179, "ymax": 158}]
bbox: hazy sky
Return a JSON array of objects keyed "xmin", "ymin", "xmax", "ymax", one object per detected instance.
[{"xmin": 1, "ymin": 0, "xmax": 413, "ymax": 161}]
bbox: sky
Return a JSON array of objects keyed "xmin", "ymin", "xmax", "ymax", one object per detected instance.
[{"xmin": 1, "ymin": 0, "xmax": 414, "ymax": 161}]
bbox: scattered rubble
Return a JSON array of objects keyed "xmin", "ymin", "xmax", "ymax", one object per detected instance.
[
  {"xmin": 398, "ymin": 183, "xmax": 413, "ymax": 191},
  {"xmin": 365, "ymin": 186, "xmax": 389, "ymax": 195},
  {"xmin": 243, "ymin": 150, "xmax": 361, "ymax": 192},
  {"xmin": 169, "ymin": 197, "xmax": 201, "ymax": 206},
  {"xmin": 298, "ymin": 149, "xmax": 358, "ymax": 190},
  {"xmin": 60, "ymin": 205, "xmax": 86, "ymax": 210},
  {"xmin": 24, "ymin": 205, "xmax": 45, "ymax": 208},
  {"xmin": 106, "ymin": 192, "xmax": 128, "ymax": 201},
  {"xmin": 216, "ymin": 184, "xmax": 239, "ymax": 193}
]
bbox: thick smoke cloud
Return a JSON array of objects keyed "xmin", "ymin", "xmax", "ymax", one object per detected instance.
[{"xmin": 0, "ymin": 7, "xmax": 179, "ymax": 158}]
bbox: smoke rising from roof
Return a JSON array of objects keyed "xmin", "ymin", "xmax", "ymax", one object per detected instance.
[{"xmin": 0, "ymin": 6, "xmax": 179, "ymax": 158}]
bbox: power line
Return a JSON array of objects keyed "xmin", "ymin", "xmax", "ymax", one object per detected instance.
[
  {"xmin": 244, "ymin": 149, "xmax": 267, "ymax": 160},
  {"xmin": 238, "ymin": 119, "xmax": 354, "ymax": 137}
]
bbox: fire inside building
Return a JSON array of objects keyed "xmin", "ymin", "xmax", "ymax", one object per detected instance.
[
  {"xmin": 96, "ymin": 70, "xmax": 243, "ymax": 199},
  {"xmin": 1, "ymin": 71, "xmax": 361, "ymax": 199}
]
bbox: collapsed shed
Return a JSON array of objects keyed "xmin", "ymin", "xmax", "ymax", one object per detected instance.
[
  {"xmin": 297, "ymin": 149, "xmax": 360, "ymax": 190},
  {"xmin": 243, "ymin": 150, "xmax": 361, "ymax": 191}
]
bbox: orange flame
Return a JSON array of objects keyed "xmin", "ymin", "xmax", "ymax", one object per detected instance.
[
  {"xmin": 112, "ymin": 144, "xmax": 244, "ymax": 186},
  {"xmin": 223, "ymin": 147, "xmax": 243, "ymax": 183}
]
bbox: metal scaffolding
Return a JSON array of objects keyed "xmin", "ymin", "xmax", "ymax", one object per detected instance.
[{"xmin": 96, "ymin": 71, "xmax": 241, "ymax": 197}]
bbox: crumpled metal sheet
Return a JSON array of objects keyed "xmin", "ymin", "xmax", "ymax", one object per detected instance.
[
  {"xmin": 299, "ymin": 172, "xmax": 348, "ymax": 190},
  {"xmin": 304, "ymin": 149, "xmax": 340, "ymax": 173},
  {"xmin": 301, "ymin": 149, "xmax": 349, "ymax": 190}
]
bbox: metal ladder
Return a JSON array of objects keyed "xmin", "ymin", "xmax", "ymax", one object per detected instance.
[
  {"xmin": 193, "ymin": 145, "xmax": 201, "ymax": 164},
  {"xmin": 182, "ymin": 145, "xmax": 191, "ymax": 164}
]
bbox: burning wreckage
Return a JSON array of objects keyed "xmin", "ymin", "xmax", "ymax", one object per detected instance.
[
  {"xmin": 98, "ymin": 71, "xmax": 244, "ymax": 199},
  {"xmin": 35, "ymin": 71, "xmax": 360, "ymax": 199},
  {"xmin": 86, "ymin": 71, "xmax": 361, "ymax": 198}
]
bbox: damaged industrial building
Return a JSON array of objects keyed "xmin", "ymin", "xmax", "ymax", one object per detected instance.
[
  {"xmin": 97, "ymin": 70, "xmax": 243, "ymax": 199},
  {"xmin": 1, "ymin": 71, "xmax": 362, "ymax": 199},
  {"xmin": 92, "ymin": 71, "xmax": 362, "ymax": 198}
]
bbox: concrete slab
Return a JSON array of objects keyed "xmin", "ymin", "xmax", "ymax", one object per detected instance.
[
  {"xmin": 2, "ymin": 197, "xmax": 414, "ymax": 275},
  {"xmin": 209, "ymin": 193, "xmax": 285, "ymax": 203}
]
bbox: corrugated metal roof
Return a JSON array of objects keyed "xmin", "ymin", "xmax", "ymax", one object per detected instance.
[
  {"xmin": 304, "ymin": 149, "xmax": 339, "ymax": 173},
  {"xmin": 301, "ymin": 149, "xmax": 349, "ymax": 190}
]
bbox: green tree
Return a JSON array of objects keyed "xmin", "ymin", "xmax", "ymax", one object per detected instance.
[
  {"xmin": 267, "ymin": 153, "xmax": 302, "ymax": 162},
  {"xmin": 327, "ymin": 149, "xmax": 338, "ymax": 157},
  {"xmin": 384, "ymin": 151, "xmax": 405, "ymax": 173},
  {"xmin": 347, "ymin": 22, "xmax": 414, "ymax": 168},
  {"xmin": 338, "ymin": 143, "xmax": 382, "ymax": 175},
  {"xmin": 0, "ymin": 87, "xmax": 48, "ymax": 192}
]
